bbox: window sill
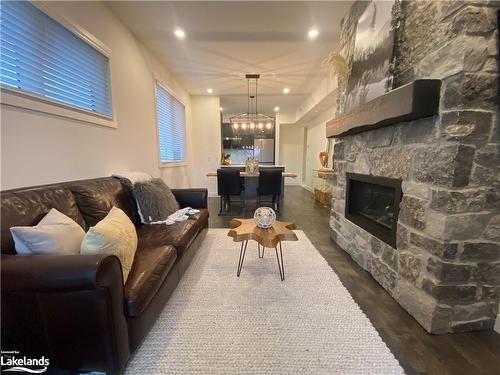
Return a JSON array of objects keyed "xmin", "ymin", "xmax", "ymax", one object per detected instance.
[
  {"xmin": 0, "ymin": 87, "xmax": 117, "ymax": 129},
  {"xmin": 159, "ymin": 161, "xmax": 189, "ymax": 168}
]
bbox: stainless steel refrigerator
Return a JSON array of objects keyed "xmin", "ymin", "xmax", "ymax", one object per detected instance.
[{"xmin": 253, "ymin": 138, "xmax": 274, "ymax": 164}]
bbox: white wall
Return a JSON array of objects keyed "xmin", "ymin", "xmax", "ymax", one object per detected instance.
[
  {"xmin": 303, "ymin": 122, "xmax": 327, "ymax": 191},
  {"xmin": 190, "ymin": 96, "xmax": 221, "ymax": 195},
  {"xmin": 274, "ymin": 111, "xmax": 294, "ymax": 165},
  {"xmin": 293, "ymin": 74, "xmax": 338, "ymax": 124},
  {"xmin": 278, "ymin": 124, "xmax": 304, "ymax": 185},
  {"xmin": 301, "ymin": 104, "xmax": 336, "ymax": 191},
  {"xmin": 1, "ymin": 1, "xmax": 193, "ymax": 190}
]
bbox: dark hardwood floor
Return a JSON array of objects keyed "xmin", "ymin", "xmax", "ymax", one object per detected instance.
[{"xmin": 208, "ymin": 186, "xmax": 500, "ymax": 375}]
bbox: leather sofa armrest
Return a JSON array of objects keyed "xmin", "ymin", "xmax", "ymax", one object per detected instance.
[
  {"xmin": 1, "ymin": 253, "xmax": 123, "ymax": 292},
  {"xmin": 172, "ymin": 188, "xmax": 208, "ymax": 209},
  {"xmin": 1, "ymin": 254, "xmax": 130, "ymax": 373}
]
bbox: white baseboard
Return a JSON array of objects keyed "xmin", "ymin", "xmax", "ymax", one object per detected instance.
[
  {"xmin": 301, "ymin": 184, "xmax": 313, "ymax": 193},
  {"xmin": 495, "ymin": 314, "xmax": 500, "ymax": 334},
  {"xmin": 208, "ymin": 192, "xmax": 218, "ymax": 198}
]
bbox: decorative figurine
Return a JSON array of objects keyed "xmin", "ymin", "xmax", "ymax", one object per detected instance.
[
  {"xmin": 221, "ymin": 152, "xmax": 231, "ymax": 165},
  {"xmin": 253, "ymin": 207, "xmax": 276, "ymax": 229},
  {"xmin": 319, "ymin": 151, "xmax": 329, "ymax": 168},
  {"xmin": 245, "ymin": 157, "xmax": 259, "ymax": 175}
]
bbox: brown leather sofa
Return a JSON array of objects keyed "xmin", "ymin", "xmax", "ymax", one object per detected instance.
[{"xmin": 1, "ymin": 177, "xmax": 209, "ymax": 374}]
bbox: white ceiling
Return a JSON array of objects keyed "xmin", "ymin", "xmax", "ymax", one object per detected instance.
[{"xmin": 106, "ymin": 1, "xmax": 353, "ymax": 115}]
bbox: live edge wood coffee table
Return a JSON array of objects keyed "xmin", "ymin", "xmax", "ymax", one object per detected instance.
[{"xmin": 227, "ymin": 218, "xmax": 298, "ymax": 281}]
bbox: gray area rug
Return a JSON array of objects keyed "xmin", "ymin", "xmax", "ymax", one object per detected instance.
[{"xmin": 125, "ymin": 229, "xmax": 404, "ymax": 374}]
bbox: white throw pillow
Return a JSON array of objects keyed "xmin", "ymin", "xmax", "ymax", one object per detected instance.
[
  {"xmin": 80, "ymin": 206, "xmax": 138, "ymax": 283},
  {"xmin": 10, "ymin": 208, "xmax": 85, "ymax": 255}
]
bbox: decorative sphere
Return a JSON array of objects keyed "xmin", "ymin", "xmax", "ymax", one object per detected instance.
[{"xmin": 254, "ymin": 207, "xmax": 276, "ymax": 229}]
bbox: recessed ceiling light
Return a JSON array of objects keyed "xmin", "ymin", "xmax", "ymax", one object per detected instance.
[
  {"xmin": 207, "ymin": 88, "xmax": 213, "ymax": 94},
  {"xmin": 274, "ymin": 106, "xmax": 280, "ymax": 112},
  {"xmin": 308, "ymin": 28, "xmax": 319, "ymax": 40},
  {"xmin": 174, "ymin": 28, "xmax": 186, "ymax": 40},
  {"xmin": 283, "ymin": 88, "xmax": 290, "ymax": 94},
  {"xmin": 219, "ymin": 107, "xmax": 223, "ymax": 112}
]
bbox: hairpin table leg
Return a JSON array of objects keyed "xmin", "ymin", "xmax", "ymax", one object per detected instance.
[
  {"xmin": 274, "ymin": 242, "xmax": 285, "ymax": 281},
  {"xmin": 258, "ymin": 243, "xmax": 265, "ymax": 258},
  {"xmin": 237, "ymin": 240, "xmax": 248, "ymax": 277}
]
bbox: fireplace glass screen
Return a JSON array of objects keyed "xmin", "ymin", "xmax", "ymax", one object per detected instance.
[{"xmin": 345, "ymin": 173, "xmax": 402, "ymax": 247}]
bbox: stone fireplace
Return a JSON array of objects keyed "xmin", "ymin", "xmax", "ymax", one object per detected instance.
[
  {"xmin": 345, "ymin": 173, "xmax": 402, "ymax": 248},
  {"xmin": 328, "ymin": 1, "xmax": 499, "ymax": 334}
]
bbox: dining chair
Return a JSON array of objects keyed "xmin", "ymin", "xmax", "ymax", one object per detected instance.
[
  {"xmin": 217, "ymin": 168, "xmax": 244, "ymax": 215},
  {"xmin": 257, "ymin": 168, "xmax": 282, "ymax": 212}
]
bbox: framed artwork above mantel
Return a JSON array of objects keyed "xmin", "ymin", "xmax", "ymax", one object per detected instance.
[{"xmin": 342, "ymin": 0, "xmax": 399, "ymax": 115}]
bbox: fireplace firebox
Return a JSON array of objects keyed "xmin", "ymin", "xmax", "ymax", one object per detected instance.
[{"xmin": 345, "ymin": 173, "xmax": 402, "ymax": 247}]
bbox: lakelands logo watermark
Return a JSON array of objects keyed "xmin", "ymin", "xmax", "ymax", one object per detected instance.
[{"xmin": 1, "ymin": 350, "xmax": 49, "ymax": 373}]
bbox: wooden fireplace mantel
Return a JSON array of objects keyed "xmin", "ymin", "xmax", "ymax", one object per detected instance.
[{"xmin": 326, "ymin": 79, "xmax": 441, "ymax": 138}]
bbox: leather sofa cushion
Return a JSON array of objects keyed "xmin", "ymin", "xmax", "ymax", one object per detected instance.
[
  {"xmin": 69, "ymin": 178, "xmax": 139, "ymax": 227},
  {"xmin": 1, "ymin": 187, "xmax": 86, "ymax": 254},
  {"xmin": 188, "ymin": 209, "xmax": 209, "ymax": 229},
  {"xmin": 171, "ymin": 188, "xmax": 208, "ymax": 209},
  {"xmin": 124, "ymin": 245, "xmax": 177, "ymax": 317},
  {"xmin": 137, "ymin": 221, "xmax": 199, "ymax": 257}
]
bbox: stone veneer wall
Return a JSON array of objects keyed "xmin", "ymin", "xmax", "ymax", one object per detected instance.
[{"xmin": 330, "ymin": 1, "xmax": 499, "ymax": 333}]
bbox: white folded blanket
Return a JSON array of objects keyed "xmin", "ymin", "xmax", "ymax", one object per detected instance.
[
  {"xmin": 149, "ymin": 207, "xmax": 200, "ymax": 225},
  {"xmin": 112, "ymin": 171, "xmax": 152, "ymax": 184}
]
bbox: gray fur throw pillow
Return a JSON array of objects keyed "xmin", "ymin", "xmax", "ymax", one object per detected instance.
[{"xmin": 133, "ymin": 179, "xmax": 180, "ymax": 224}]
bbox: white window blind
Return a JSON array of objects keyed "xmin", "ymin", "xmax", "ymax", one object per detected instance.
[
  {"xmin": 0, "ymin": 1, "xmax": 112, "ymax": 118},
  {"xmin": 155, "ymin": 82, "xmax": 186, "ymax": 163}
]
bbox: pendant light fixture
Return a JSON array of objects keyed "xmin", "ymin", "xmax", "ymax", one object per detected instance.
[{"xmin": 230, "ymin": 74, "xmax": 275, "ymax": 135}]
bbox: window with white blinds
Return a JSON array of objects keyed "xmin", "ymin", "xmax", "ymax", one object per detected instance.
[
  {"xmin": 155, "ymin": 82, "xmax": 186, "ymax": 163},
  {"xmin": 0, "ymin": 1, "xmax": 113, "ymax": 118}
]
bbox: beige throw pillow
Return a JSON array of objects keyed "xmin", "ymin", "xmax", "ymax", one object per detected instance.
[
  {"xmin": 81, "ymin": 206, "xmax": 138, "ymax": 283},
  {"xmin": 10, "ymin": 208, "xmax": 85, "ymax": 255}
]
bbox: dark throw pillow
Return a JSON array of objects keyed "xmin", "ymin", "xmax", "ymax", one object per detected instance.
[{"xmin": 132, "ymin": 178, "xmax": 180, "ymax": 224}]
